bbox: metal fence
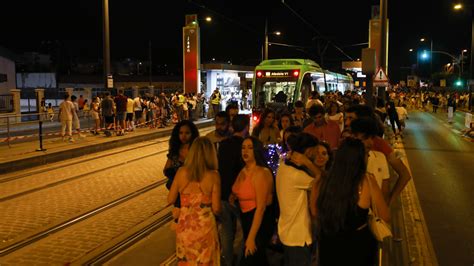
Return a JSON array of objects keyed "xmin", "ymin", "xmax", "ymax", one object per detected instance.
[{"xmin": 0, "ymin": 94, "xmax": 14, "ymax": 113}]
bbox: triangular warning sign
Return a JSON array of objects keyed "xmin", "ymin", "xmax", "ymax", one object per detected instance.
[{"xmin": 374, "ymin": 68, "xmax": 389, "ymax": 81}]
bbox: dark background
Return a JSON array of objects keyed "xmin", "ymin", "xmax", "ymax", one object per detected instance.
[{"xmin": 0, "ymin": 0, "xmax": 471, "ymax": 82}]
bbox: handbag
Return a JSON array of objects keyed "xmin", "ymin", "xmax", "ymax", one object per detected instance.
[{"xmin": 367, "ymin": 176, "xmax": 392, "ymax": 242}]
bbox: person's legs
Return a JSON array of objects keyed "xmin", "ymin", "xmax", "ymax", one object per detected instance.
[
  {"xmin": 283, "ymin": 245, "xmax": 312, "ymax": 266},
  {"xmin": 61, "ymin": 120, "xmax": 67, "ymax": 139},
  {"xmin": 219, "ymin": 201, "xmax": 239, "ymax": 266}
]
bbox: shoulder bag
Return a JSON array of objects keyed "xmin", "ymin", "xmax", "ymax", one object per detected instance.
[{"xmin": 368, "ymin": 176, "xmax": 392, "ymax": 242}]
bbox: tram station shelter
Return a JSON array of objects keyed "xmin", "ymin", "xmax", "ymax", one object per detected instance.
[{"xmin": 201, "ymin": 63, "xmax": 254, "ymax": 110}]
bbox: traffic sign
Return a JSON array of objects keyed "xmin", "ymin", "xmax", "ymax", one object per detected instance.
[
  {"xmin": 373, "ymin": 67, "xmax": 389, "ymax": 87},
  {"xmin": 374, "ymin": 68, "xmax": 389, "ymax": 82}
]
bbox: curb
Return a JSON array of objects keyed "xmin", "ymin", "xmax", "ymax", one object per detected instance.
[
  {"xmin": 392, "ymin": 138, "xmax": 439, "ymax": 266},
  {"xmin": 0, "ymin": 120, "xmax": 214, "ymax": 174}
]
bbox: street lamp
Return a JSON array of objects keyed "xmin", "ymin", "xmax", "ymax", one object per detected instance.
[
  {"xmin": 263, "ymin": 18, "xmax": 281, "ymax": 60},
  {"xmin": 461, "ymin": 49, "xmax": 468, "ymax": 77},
  {"xmin": 453, "ymin": 2, "xmax": 473, "ymax": 111},
  {"xmin": 420, "ymin": 37, "xmax": 433, "ymax": 75}
]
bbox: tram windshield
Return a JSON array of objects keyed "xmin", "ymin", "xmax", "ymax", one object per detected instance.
[{"xmin": 254, "ymin": 78, "xmax": 297, "ymax": 109}]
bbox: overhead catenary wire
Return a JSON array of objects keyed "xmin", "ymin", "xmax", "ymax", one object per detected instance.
[{"xmin": 281, "ymin": 0, "xmax": 354, "ymax": 61}]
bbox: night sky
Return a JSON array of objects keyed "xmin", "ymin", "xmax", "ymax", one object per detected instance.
[{"xmin": 1, "ymin": 0, "xmax": 471, "ymax": 82}]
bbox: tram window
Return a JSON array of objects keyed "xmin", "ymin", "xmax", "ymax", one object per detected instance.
[{"xmin": 256, "ymin": 80, "xmax": 296, "ymax": 106}]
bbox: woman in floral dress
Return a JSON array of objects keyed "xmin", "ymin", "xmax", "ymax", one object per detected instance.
[{"xmin": 168, "ymin": 136, "xmax": 222, "ymax": 265}]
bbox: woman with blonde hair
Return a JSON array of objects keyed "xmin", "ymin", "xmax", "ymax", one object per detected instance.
[{"xmin": 168, "ymin": 136, "xmax": 222, "ymax": 265}]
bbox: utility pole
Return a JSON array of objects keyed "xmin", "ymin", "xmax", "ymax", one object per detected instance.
[
  {"xmin": 102, "ymin": 0, "xmax": 111, "ymax": 90},
  {"xmin": 469, "ymin": 5, "xmax": 473, "ymax": 111},
  {"xmin": 379, "ymin": 0, "xmax": 388, "ymax": 101},
  {"xmin": 264, "ymin": 17, "xmax": 268, "ymax": 60},
  {"xmin": 149, "ymin": 40, "xmax": 152, "ymax": 86}
]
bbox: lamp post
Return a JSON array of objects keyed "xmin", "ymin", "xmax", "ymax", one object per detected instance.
[
  {"xmin": 453, "ymin": 2, "xmax": 473, "ymax": 111},
  {"xmin": 420, "ymin": 37, "xmax": 434, "ymax": 78},
  {"xmin": 461, "ymin": 49, "xmax": 468, "ymax": 77},
  {"xmin": 102, "ymin": 0, "xmax": 111, "ymax": 90},
  {"xmin": 263, "ymin": 18, "xmax": 281, "ymax": 60}
]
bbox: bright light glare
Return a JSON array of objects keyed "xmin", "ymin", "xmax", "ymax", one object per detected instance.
[
  {"xmin": 205, "ymin": 16, "xmax": 212, "ymax": 22},
  {"xmin": 275, "ymin": 31, "xmax": 281, "ymax": 36},
  {"xmin": 421, "ymin": 51, "xmax": 429, "ymax": 59},
  {"xmin": 454, "ymin": 3, "xmax": 463, "ymax": 10},
  {"xmin": 463, "ymin": 49, "xmax": 468, "ymax": 53},
  {"xmin": 409, "ymin": 48, "xmax": 414, "ymax": 52},
  {"xmin": 420, "ymin": 38, "xmax": 425, "ymax": 42}
]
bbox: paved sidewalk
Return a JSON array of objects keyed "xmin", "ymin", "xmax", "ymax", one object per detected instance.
[{"xmin": 0, "ymin": 119, "xmax": 214, "ymax": 173}]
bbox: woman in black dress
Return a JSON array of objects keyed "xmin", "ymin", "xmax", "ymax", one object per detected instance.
[{"xmin": 311, "ymin": 138, "xmax": 390, "ymax": 266}]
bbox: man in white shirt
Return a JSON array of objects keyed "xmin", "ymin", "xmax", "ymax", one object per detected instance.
[
  {"xmin": 58, "ymin": 94, "xmax": 75, "ymax": 142},
  {"xmin": 276, "ymin": 133, "xmax": 320, "ymax": 266},
  {"xmin": 350, "ymin": 117, "xmax": 391, "ymax": 201}
]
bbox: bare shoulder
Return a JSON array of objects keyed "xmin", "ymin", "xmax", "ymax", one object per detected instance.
[
  {"xmin": 255, "ymin": 166, "xmax": 273, "ymax": 182},
  {"xmin": 204, "ymin": 170, "xmax": 221, "ymax": 184}
]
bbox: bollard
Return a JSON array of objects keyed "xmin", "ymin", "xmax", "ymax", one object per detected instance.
[
  {"xmin": 36, "ymin": 120, "xmax": 47, "ymax": 152},
  {"xmin": 7, "ymin": 117, "xmax": 11, "ymax": 148}
]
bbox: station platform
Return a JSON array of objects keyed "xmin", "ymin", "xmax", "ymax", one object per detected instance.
[{"xmin": 0, "ymin": 118, "xmax": 214, "ymax": 174}]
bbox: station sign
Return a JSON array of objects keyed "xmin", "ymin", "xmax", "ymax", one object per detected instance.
[{"xmin": 183, "ymin": 14, "xmax": 200, "ymax": 94}]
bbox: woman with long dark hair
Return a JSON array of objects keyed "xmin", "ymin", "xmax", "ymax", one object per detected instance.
[
  {"xmin": 251, "ymin": 108, "xmax": 280, "ymax": 145},
  {"xmin": 312, "ymin": 138, "xmax": 390, "ymax": 266},
  {"xmin": 164, "ymin": 120, "xmax": 200, "ymax": 204},
  {"xmin": 231, "ymin": 136, "xmax": 274, "ymax": 265}
]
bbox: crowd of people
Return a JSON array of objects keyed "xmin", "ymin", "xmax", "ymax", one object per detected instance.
[
  {"xmin": 54, "ymin": 89, "xmax": 226, "ymax": 142},
  {"xmin": 165, "ymin": 89, "xmax": 414, "ymax": 266}
]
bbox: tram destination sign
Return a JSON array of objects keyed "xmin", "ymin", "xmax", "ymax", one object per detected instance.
[{"xmin": 262, "ymin": 70, "xmax": 295, "ymax": 78}]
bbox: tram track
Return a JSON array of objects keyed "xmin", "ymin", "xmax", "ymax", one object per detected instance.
[
  {"xmin": 0, "ymin": 127, "xmax": 213, "ymax": 202},
  {"xmin": 0, "ymin": 139, "xmax": 168, "ymax": 184},
  {"xmin": 0, "ymin": 126, "xmax": 213, "ymax": 263},
  {"xmin": 0, "ymin": 179, "xmax": 168, "ymax": 257},
  {"xmin": 83, "ymin": 208, "xmax": 173, "ymax": 265},
  {"xmin": 0, "ymin": 147, "xmax": 168, "ymax": 202}
]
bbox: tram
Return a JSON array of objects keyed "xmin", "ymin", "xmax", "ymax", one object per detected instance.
[{"xmin": 251, "ymin": 58, "xmax": 353, "ymax": 121}]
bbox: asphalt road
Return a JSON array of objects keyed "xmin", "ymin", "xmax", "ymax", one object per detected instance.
[{"xmin": 402, "ymin": 109, "xmax": 474, "ymax": 265}]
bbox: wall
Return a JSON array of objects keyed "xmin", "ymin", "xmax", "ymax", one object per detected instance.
[{"xmin": 0, "ymin": 56, "xmax": 16, "ymax": 94}]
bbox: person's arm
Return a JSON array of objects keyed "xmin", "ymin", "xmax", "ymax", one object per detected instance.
[
  {"xmin": 167, "ymin": 167, "xmax": 182, "ymax": 206},
  {"xmin": 387, "ymin": 153, "xmax": 412, "ymax": 206},
  {"xmin": 367, "ymin": 174, "xmax": 391, "ymax": 222},
  {"xmin": 245, "ymin": 168, "xmax": 272, "ymax": 257},
  {"xmin": 309, "ymin": 178, "xmax": 321, "ymax": 218},
  {"xmin": 381, "ymin": 179, "xmax": 390, "ymax": 204},
  {"xmin": 288, "ymin": 151, "xmax": 321, "ymax": 180},
  {"xmin": 163, "ymin": 158, "xmax": 172, "ymax": 174},
  {"xmin": 211, "ymin": 171, "xmax": 222, "ymax": 215}
]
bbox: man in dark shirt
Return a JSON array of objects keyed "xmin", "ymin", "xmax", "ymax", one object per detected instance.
[
  {"xmin": 217, "ymin": 114, "xmax": 249, "ymax": 266},
  {"xmin": 114, "ymin": 90, "xmax": 128, "ymax": 135},
  {"xmin": 101, "ymin": 92, "xmax": 115, "ymax": 133}
]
